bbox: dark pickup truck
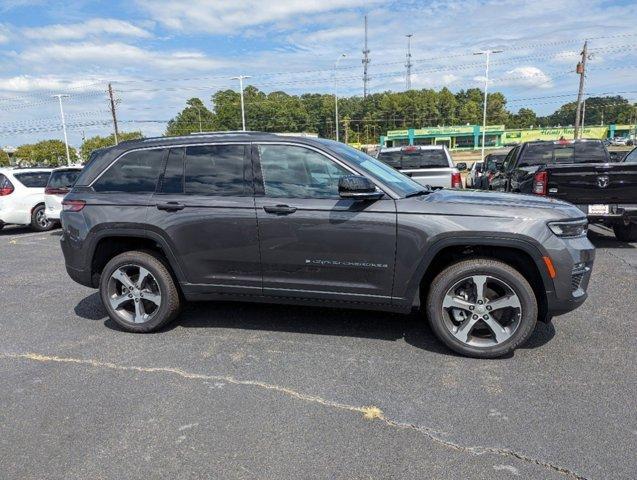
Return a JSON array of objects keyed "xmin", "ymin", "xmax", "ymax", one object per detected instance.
[{"xmin": 491, "ymin": 139, "xmax": 637, "ymax": 241}]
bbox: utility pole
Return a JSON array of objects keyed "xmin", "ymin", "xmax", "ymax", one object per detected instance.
[
  {"xmin": 52, "ymin": 94, "xmax": 71, "ymax": 166},
  {"xmin": 405, "ymin": 34, "xmax": 413, "ymax": 91},
  {"xmin": 474, "ymin": 49, "xmax": 503, "ymax": 160},
  {"xmin": 108, "ymin": 83, "xmax": 119, "ymax": 145},
  {"xmin": 231, "ymin": 75, "xmax": 251, "ymax": 131},
  {"xmin": 334, "ymin": 53, "xmax": 347, "ymax": 142},
  {"xmin": 574, "ymin": 40, "xmax": 588, "ymax": 139},
  {"xmin": 362, "ymin": 15, "xmax": 370, "ymax": 98}
]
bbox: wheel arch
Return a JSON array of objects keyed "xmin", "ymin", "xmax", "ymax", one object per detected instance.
[
  {"xmin": 86, "ymin": 226, "xmax": 186, "ymax": 288},
  {"xmin": 403, "ymin": 235, "xmax": 554, "ymax": 322}
]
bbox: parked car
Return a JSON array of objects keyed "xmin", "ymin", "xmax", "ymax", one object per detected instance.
[
  {"xmin": 376, "ymin": 145, "xmax": 463, "ymax": 189},
  {"xmin": 490, "ymin": 139, "xmax": 637, "ymax": 241},
  {"xmin": 0, "ymin": 167, "xmax": 54, "ymax": 231},
  {"xmin": 622, "ymin": 146, "xmax": 636, "ymax": 163},
  {"xmin": 465, "ymin": 161, "xmax": 482, "ymax": 188},
  {"xmin": 60, "ymin": 132, "xmax": 594, "ymax": 358},
  {"xmin": 608, "ymin": 151, "xmax": 627, "ymax": 162},
  {"xmin": 44, "ymin": 166, "xmax": 83, "ymax": 221},
  {"xmin": 480, "ymin": 149, "xmax": 512, "ymax": 189}
]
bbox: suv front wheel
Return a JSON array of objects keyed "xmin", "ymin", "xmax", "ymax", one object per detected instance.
[
  {"xmin": 100, "ymin": 250, "xmax": 181, "ymax": 332},
  {"xmin": 426, "ymin": 258, "xmax": 538, "ymax": 358}
]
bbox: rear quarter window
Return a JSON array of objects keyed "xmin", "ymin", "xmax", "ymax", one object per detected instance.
[
  {"xmin": 13, "ymin": 171, "xmax": 51, "ymax": 188},
  {"xmin": 93, "ymin": 149, "xmax": 166, "ymax": 193}
]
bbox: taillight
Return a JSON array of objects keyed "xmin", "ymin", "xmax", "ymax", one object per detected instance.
[
  {"xmin": 451, "ymin": 172, "xmax": 462, "ymax": 189},
  {"xmin": 532, "ymin": 171, "xmax": 548, "ymax": 195},
  {"xmin": 62, "ymin": 199, "xmax": 86, "ymax": 212},
  {"xmin": 45, "ymin": 187, "xmax": 70, "ymax": 195}
]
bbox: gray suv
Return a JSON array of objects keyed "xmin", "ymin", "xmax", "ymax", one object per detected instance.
[{"xmin": 60, "ymin": 132, "xmax": 594, "ymax": 358}]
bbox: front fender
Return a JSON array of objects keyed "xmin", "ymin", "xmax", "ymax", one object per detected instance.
[{"xmin": 393, "ymin": 232, "xmax": 555, "ymax": 309}]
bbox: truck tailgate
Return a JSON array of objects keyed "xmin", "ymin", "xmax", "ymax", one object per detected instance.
[
  {"xmin": 402, "ymin": 168, "xmax": 452, "ymax": 188},
  {"xmin": 546, "ymin": 163, "xmax": 637, "ymax": 204}
]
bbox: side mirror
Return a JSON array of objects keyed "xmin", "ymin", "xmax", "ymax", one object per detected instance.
[
  {"xmin": 338, "ymin": 175, "xmax": 384, "ymax": 200},
  {"xmin": 456, "ymin": 162, "xmax": 467, "ymax": 171}
]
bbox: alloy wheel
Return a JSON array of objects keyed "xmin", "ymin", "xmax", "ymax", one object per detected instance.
[
  {"xmin": 36, "ymin": 209, "xmax": 50, "ymax": 229},
  {"xmin": 107, "ymin": 264, "xmax": 162, "ymax": 324},
  {"xmin": 441, "ymin": 274, "xmax": 522, "ymax": 347}
]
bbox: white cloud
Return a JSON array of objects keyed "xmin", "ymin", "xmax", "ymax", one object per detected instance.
[
  {"xmin": 0, "ymin": 75, "xmax": 104, "ymax": 92},
  {"xmin": 23, "ymin": 18, "xmax": 152, "ymax": 41},
  {"xmin": 136, "ymin": 0, "xmax": 378, "ymax": 33},
  {"xmin": 495, "ymin": 66, "xmax": 553, "ymax": 89},
  {"xmin": 20, "ymin": 42, "xmax": 225, "ymax": 71}
]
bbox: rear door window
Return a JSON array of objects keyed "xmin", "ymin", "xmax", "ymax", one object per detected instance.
[
  {"xmin": 377, "ymin": 151, "xmax": 401, "ymax": 168},
  {"xmin": 160, "ymin": 148, "xmax": 185, "ymax": 194},
  {"xmin": 401, "ymin": 149, "xmax": 448, "ymax": 168},
  {"xmin": 93, "ymin": 149, "xmax": 166, "ymax": 193},
  {"xmin": 184, "ymin": 144, "xmax": 247, "ymax": 196},
  {"xmin": 377, "ymin": 149, "xmax": 449, "ymax": 169},
  {"xmin": 13, "ymin": 171, "xmax": 51, "ymax": 187}
]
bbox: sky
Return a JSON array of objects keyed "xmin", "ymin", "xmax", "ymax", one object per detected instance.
[{"xmin": 0, "ymin": 0, "xmax": 636, "ymax": 148}]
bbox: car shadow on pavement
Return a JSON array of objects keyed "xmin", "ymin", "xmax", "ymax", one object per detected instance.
[
  {"xmin": 588, "ymin": 226, "xmax": 635, "ymax": 249},
  {"xmin": 74, "ymin": 292, "xmax": 555, "ymax": 357},
  {"xmin": 0, "ymin": 226, "xmax": 33, "ymax": 236}
]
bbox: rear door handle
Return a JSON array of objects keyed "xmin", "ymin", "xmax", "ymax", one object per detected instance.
[
  {"xmin": 263, "ymin": 204, "xmax": 297, "ymax": 215},
  {"xmin": 156, "ymin": 202, "xmax": 185, "ymax": 212}
]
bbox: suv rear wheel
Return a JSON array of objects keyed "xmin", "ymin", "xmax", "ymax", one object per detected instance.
[
  {"xmin": 426, "ymin": 258, "xmax": 537, "ymax": 358},
  {"xmin": 100, "ymin": 250, "xmax": 181, "ymax": 332},
  {"xmin": 613, "ymin": 222, "xmax": 637, "ymax": 242}
]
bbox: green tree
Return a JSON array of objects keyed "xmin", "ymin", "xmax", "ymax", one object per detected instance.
[
  {"xmin": 14, "ymin": 140, "xmax": 78, "ymax": 167},
  {"xmin": 0, "ymin": 149, "xmax": 10, "ymax": 166},
  {"xmin": 80, "ymin": 131, "xmax": 143, "ymax": 161},
  {"xmin": 510, "ymin": 108, "xmax": 538, "ymax": 129},
  {"xmin": 165, "ymin": 98, "xmax": 215, "ymax": 136}
]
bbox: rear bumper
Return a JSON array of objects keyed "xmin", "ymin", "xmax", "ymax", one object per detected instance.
[{"xmin": 575, "ymin": 204, "xmax": 637, "ymax": 224}]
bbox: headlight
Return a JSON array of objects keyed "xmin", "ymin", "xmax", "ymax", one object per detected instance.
[{"xmin": 547, "ymin": 219, "xmax": 588, "ymax": 237}]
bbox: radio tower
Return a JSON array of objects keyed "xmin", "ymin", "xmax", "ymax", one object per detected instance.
[
  {"xmin": 405, "ymin": 34, "xmax": 413, "ymax": 91},
  {"xmin": 362, "ymin": 15, "xmax": 370, "ymax": 98}
]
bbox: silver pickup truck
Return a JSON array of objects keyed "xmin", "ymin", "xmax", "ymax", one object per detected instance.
[{"xmin": 376, "ymin": 145, "xmax": 464, "ymax": 189}]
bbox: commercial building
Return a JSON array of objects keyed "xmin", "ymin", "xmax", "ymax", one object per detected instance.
[{"xmin": 381, "ymin": 124, "xmax": 636, "ymax": 150}]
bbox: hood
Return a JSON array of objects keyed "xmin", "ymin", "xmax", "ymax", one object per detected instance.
[{"xmin": 398, "ymin": 188, "xmax": 585, "ymax": 221}]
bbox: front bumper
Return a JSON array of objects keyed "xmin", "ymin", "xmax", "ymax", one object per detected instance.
[{"xmin": 543, "ymin": 233, "xmax": 595, "ymax": 317}]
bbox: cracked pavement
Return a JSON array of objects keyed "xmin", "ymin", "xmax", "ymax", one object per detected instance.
[{"xmin": 0, "ymin": 225, "xmax": 635, "ymax": 479}]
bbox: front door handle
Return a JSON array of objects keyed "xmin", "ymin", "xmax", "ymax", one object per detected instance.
[
  {"xmin": 156, "ymin": 202, "xmax": 185, "ymax": 212},
  {"xmin": 263, "ymin": 204, "xmax": 297, "ymax": 215}
]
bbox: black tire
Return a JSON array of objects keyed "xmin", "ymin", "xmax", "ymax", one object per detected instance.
[
  {"xmin": 613, "ymin": 222, "xmax": 637, "ymax": 242},
  {"xmin": 30, "ymin": 204, "xmax": 54, "ymax": 232},
  {"xmin": 425, "ymin": 258, "xmax": 538, "ymax": 358},
  {"xmin": 99, "ymin": 250, "xmax": 181, "ymax": 333}
]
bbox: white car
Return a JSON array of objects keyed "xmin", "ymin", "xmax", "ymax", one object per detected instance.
[
  {"xmin": 376, "ymin": 145, "xmax": 464, "ymax": 189},
  {"xmin": 465, "ymin": 161, "xmax": 483, "ymax": 188},
  {"xmin": 0, "ymin": 167, "xmax": 54, "ymax": 231},
  {"xmin": 44, "ymin": 166, "xmax": 83, "ymax": 221}
]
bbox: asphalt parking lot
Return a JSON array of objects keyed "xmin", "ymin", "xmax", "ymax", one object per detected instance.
[{"xmin": 0, "ymin": 225, "xmax": 635, "ymax": 480}]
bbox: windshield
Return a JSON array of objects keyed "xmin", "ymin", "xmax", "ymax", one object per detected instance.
[
  {"xmin": 378, "ymin": 149, "xmax": 449, "ymax": 169},
  {"xmin": 623, "ymin": 148, "xmax": 637, "ymax": 163},
  {"xmin": 317, "ymin": 139, "xmax": 424, "ymax": 197}
]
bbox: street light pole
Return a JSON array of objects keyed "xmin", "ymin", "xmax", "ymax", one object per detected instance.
[
  {"xmin": 52, "ymin": 94, "xmax": 71, "ymax": 166},
  {"xmin": 231, "ymin": 75, "xmax": 251, "ymax": 131},
  {"xmin": 334, "ymin": 53, "xmax": 346, "ymax": 142},
  {"xmin": 474, "ymin": 49, "xmax": 503, "ymax": 160}
]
